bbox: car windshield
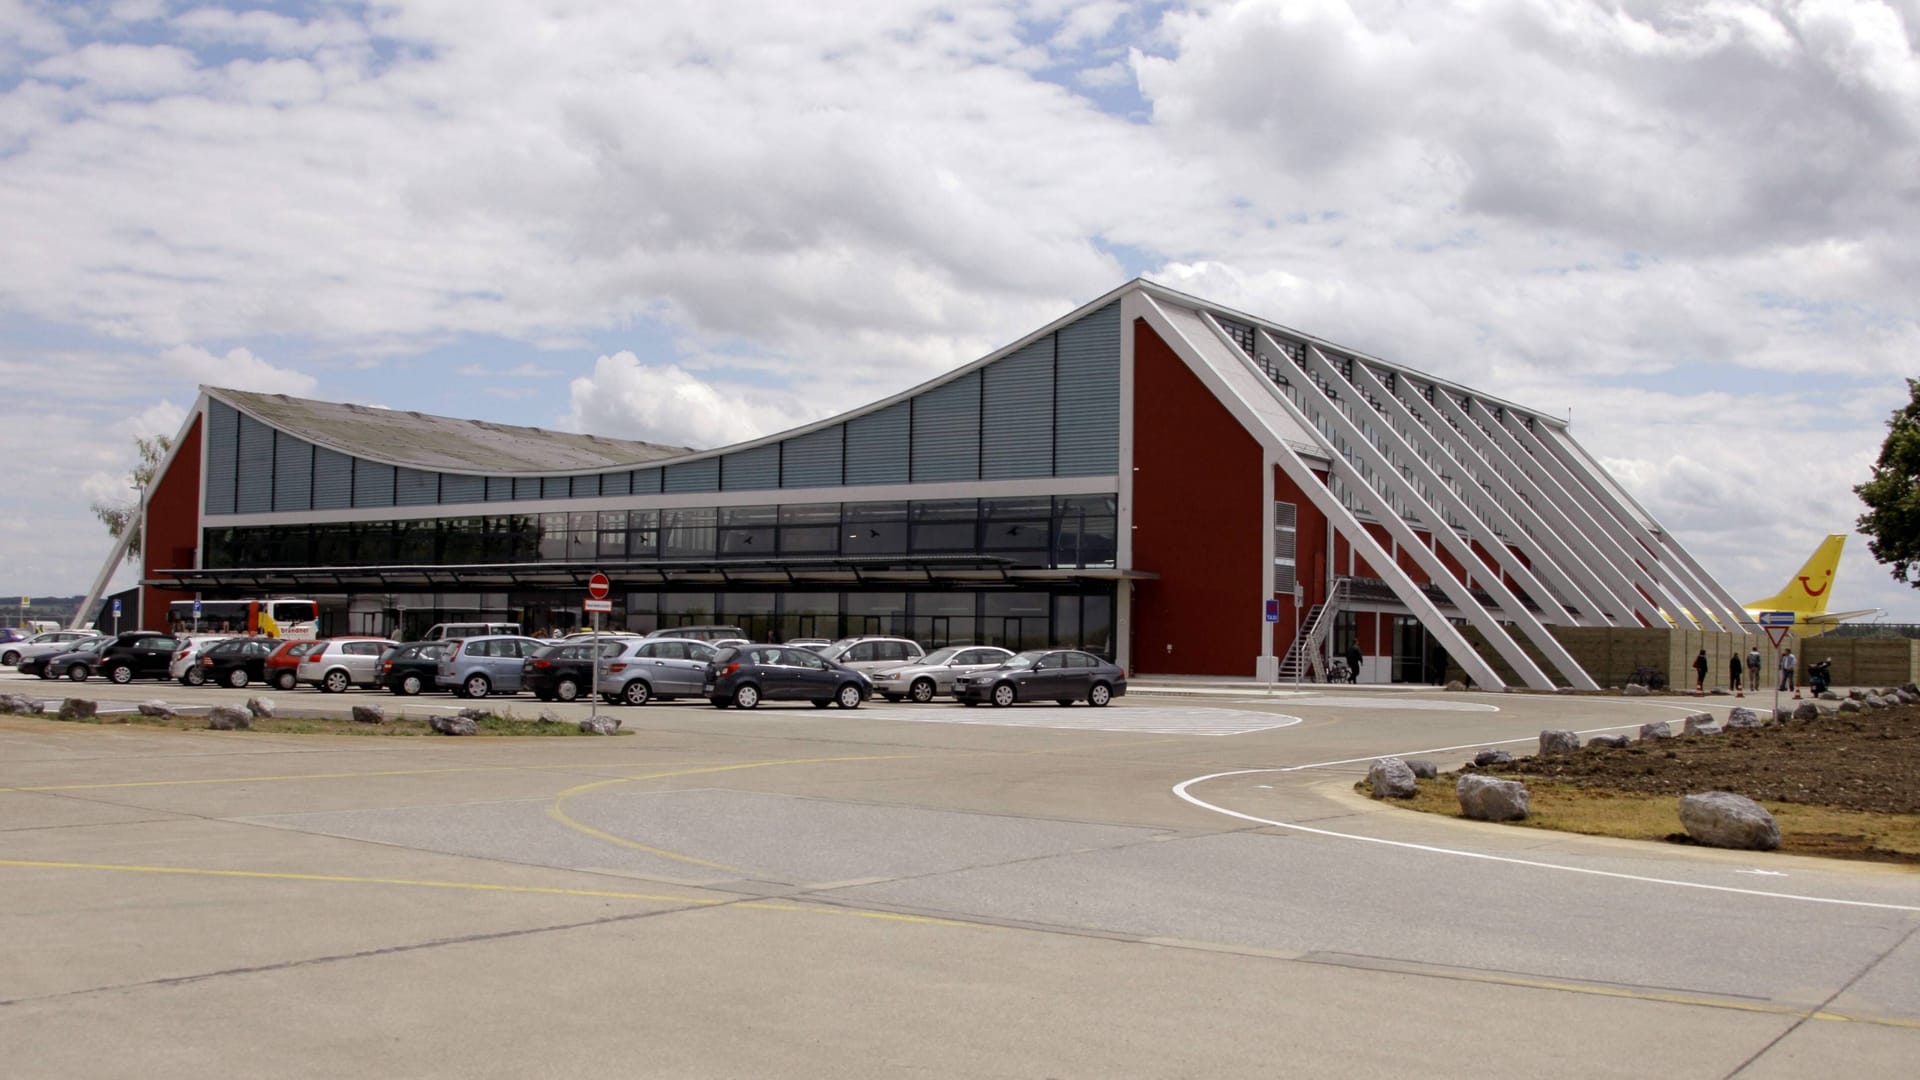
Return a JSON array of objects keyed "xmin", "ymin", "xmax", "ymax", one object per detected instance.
[
  {"xmin": 920, "ymin": 647, "xmax": 963, "ymax": 665},
  {"xmin": 1002, "ymin": 651, "xmax": 1046, "ymax": 670}
]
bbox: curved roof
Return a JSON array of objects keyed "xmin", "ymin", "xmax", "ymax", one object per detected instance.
[{"xmin": 208, "ymin": 387, "xmax": 691, "ymax": 474}]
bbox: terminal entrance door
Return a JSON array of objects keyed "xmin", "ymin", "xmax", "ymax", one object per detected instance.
[{"xmin": 1392, "ymin": 616, "xmax": 1446, "ymax": 684}]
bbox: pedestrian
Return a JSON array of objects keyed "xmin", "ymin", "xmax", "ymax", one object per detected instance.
[
  {"xmin": 1747, "ymin": 644, "xmax": 1763, "ymax": 688},
  {"xmin": 1344, "ymin": 643, "xmax": 1362, "ymax": 685},
  {"xmin": 1692, "ymin": 649, "xmax": 1708, "ymax": 692},
  {"xmin": 1778, "ymin": 648, "xmax": 1796, "ymax": 692},
  {"xmin": 1729, "ymin": 651, "xmax": 1743, "ymax": 693}
]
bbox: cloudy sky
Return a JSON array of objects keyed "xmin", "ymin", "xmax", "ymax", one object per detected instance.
[{"xmin": 1, "ymin": 0, "xmax": 1915, "ymax": 624}]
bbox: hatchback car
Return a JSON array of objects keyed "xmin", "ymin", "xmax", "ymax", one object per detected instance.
[
  {"xmin": 816, "ymin": 636, "xmax": 926, "ymax": 674},
  {"xmin": 951, "ymin": 649, "xmax": 1127, "ymax": 708},
  {"xmin": 35, "ymin": 636, "xmax": 115, "ymax": 680},
  {"xmin": 263, "ymin": 639, "xmax": 324, "ymax": 690},
  {"xmin": 298, "ymin": 637, "xmax": 399, "ymax": 693},
  {"xmin": 523, "ymin": 640, "xmax": 624, "ymax": 702},
  {"xmin": 95, "ymin": 632, "xmax": 181, "ymax": 684},
  {"xmin": 595, "ymin": 637, "xmax": 719, "ymax": 706},
  {"xmin": 2, "ymin": 630, "xmax": 96, "ymax": 667},
  {"xmin": 868, "ymin": 645, "xmax": 1017, "ymax": 703},
  {"xmin": 169, "ymin": 634, "xmax": 235, "ymax": 685},
  {"xmin": 198, "ymin": 636, "xmax": 280, "ymax": 688},
  {"xmin": 436, "ymin": 635, "xmax": 545, "ymax": 698},
  {"xmin": 12, "ymin": 633, "xmax": 104, "ymax": 672},
  {"xmin": 705, "ymin": 644, "xmax": 871, "ymax": 710},
  {"xmin": 376, "ymin": 642, "xmax": 449, "ymax": 696}
]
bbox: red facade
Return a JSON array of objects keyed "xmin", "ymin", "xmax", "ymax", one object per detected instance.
[{"xmin": 141, "ymin": 415, "xmax": 202, "ymax": 631}]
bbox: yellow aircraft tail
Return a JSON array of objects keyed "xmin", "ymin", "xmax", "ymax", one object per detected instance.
[{"xmin": 1745, "ymin": 534, "xmax": 1846, "ymax": 615}]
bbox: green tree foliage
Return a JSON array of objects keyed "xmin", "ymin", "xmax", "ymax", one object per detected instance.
[
  {"xmin": 1855, "ymin": 377, "xmax": 1920, "ymax": 589},
  {"xmin": 90, "ymin": 434, "xmax": 172, "ymax": 565}
]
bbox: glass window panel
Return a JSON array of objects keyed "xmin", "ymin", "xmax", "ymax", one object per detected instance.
[
  {"xmin": 843, "ymin": 592, "xmax": 906, "ymax": 638},
  {"xmin": 1053, "ymin": 494, "xmax": 1118, "ymax": 569},
  {"xmin": 910, "ymin": 499, "xmax": 978, "ymax": 553},
  {"xmin": 597, "ymin": 511, "xmax": 628, "ymax": 559},
  {"xmin": 627, "ymin": 509, "xmax": 660, "ymax": 559},
  {"xmin": 778, "ymin": 503, "xmax": 841, "ymax": 556},
  {"xmin": 718, "ymin": 505, "xmax": 777, "ymax": 558},
  {"xmin": 661, "ymin": 508, "xmax": 716, "ymax": 559},
  {"xmin": 1081, "ymin": 592, "xmax": 1114, "ymax": 658},
  {"xmin": 538, "ymin": 513, "xmax": 569, "ymax": 561},
  {"xmin": 659, "ymin": 593, "xmax": 716, "ymax": 622},
  {"xmin": 441, "ymin": 518, "xmax": 485, "ymax": 564},
  {"xmin": 621, "ymin": 591, "xmax": 658, "ymax": 634},
  {"xmin": 842, "ymin": 501, "xmax": 907, "ymax": 556}
]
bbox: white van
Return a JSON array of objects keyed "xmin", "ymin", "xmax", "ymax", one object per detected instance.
[{"xmin": 422, "ymin": 622, "xmax": 522, "ymax": 642}]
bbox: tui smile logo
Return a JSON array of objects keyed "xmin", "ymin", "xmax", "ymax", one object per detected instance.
[{"xmin": 1798, "ymin": 571, "xmax": 1831, "ymax": 598}]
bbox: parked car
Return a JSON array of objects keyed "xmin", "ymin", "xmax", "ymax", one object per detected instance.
[
  {"xmin": 644, "ymin": 624, "xmax": 745, "ymax": 643},
  {"xmin": 816, "ymin": 636, "xmax": 927, "ymax": 676},
  {"xmin": 867, "ymin": 645, "xmax": 1017, "ymax": 703},
  {"xmin": 436, "ymin": 634, "xmax": 545, "ymax": 698},
  {"xmin": 11, "ymin": 632, "xmax": 104, "ymax": 670},
  {"xmin": 705, "ymin": 644, "xmax": 871, "ymax": 710},
  {"xmin": 95, "ymin": 631, "xmax": 182, "ymax": 684},
  {"xmin": 595, "ymin": 637, "xmax": 719, "ymax": 706},
  {"xmin": 32, "ymin": 636, "xmax": 114, "ymax": 680},
  {"xmin": 0, "ymin": 627, "xmax": 24, "ymax": 645},
  {"xmin": 422, "ymin": 622, "xmax": 522, "ymax": 641},
  {"xmin": 263, "ymin": 639, "xmax": 324, "ymax": 690},
  {"xmin": 298, "ymin": 637, "xmax": 399, "ymax": 693},
  {"xmin": 952, "ymin": 649, "xmax": 1126, "ymax": 708},
  {"xmin": 169, "ymin": 634, "xmax": 236, "ymax": 685},
  {"xmin": 198, "ymin": 636, "xmax": 281, "ymax": 688},
  {"xmin": 783, "ymin": 637, "xmax": 832, "ymax": 651},
  {"xmin": 2, "ymin": 630, "xmax": 97, "ymax": 667},
  {"xmin": 376, "ymin": 642, "xmax": 449, "ymax": 696},
  {"xmin": 523, "ymin": 640, "xmax": 624, "ymax": 702}
]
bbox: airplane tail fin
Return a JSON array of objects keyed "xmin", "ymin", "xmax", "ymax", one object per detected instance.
[{"xmin": 1746, "ymin": 534, "xmax": 1847, "ymax": 615}]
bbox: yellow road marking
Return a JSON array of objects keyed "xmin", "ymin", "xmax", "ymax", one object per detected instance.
[{"xmin": 4, "ymin": 765, "xmax": 514, "ymax": 794}]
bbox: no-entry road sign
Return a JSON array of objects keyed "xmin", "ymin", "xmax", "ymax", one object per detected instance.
[{"xmin": 587, "ymin": 572, "xmax": 611, "ymax": 600}]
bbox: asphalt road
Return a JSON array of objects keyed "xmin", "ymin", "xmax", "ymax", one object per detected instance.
[{"xmin": 2, "ymin": 672, "xmax": 1914, "ymax": 1078}]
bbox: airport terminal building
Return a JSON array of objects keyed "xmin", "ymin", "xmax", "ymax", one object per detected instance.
[{"xmin": 122, "ymin": 279, "xmax": 1755, "ymax": 689}]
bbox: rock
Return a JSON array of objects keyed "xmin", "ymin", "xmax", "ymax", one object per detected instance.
[
  {"xmin": 1680, "ymin": 711, "xmax": 1714, "ymax": 734},
  {"xmin": 1622, "ymin": 684, "xmax": 1650, "ymax": 697},
  {"xmin": 1472, "ymin": 748, "xmax": 1512, "ymax": 766},
  {"xmin": 579, "ymin": 716, "xmax": 621, "ymax": 735},
  {"xmin": 0, "ymin": 693, "xmax": 21, "ymax": 714},
  {"xmin": 56, "ymin": 698, "xmax": 97, "ymax": 721},
  {"xmin": 1445, "ymin": 680, "xmax": 1466, "ymax": 692},
  {"xmin": 1724, "ymin": 707, "xmax": 1763, "ymax": 729},
  {"xmin": 1863, "ymin": 694, "xmax": 1887, "ymax": 709},
  {"xmin": 1686, "ymin": 721, "xmax": 1724, "ymax": 737},
  {"xmin": 206, "ymin": 705, "xmax": 251, "ymax": 730},
  {"xmin": 245, "ymin": 696, "xmax": 276, "ymax": 719},
  {"xmin": 429, "ymin": 714, "xmax": 477, "ymax": 736},
  {"xmin": 1793, "ymin": 701, "xmax": 1819, "ymax": 721},
  {"xmin": 1773, "ymin": 708, "xmax": 1794, "ymax": 723},
  {"xmin": 1538, "ymin": 729, "xmax": 1580, "ymax": 756},
  {"xmin": 538, "ymin": 708, "xmax": 563, "ymax": 724},
  {"xmin": 1899, "ymin": 690, "xmax": 1917, "ymax": 705},
  {"xmin": 1848, "ymin": 688, "xmax": 1867, "ymax": 701},
  {"xmin": 1457, "ymin": 774, "xmax": 1530, "ymax": 821},
  {"xmin": 350, "ymin": 704, "xmax": 386, "ymax": 724},
  {"xmin": 1837, "ymin": 699, "xmax": 1862, "ymax": 714},
  {"xmin": 1587, "ymin": 734, "xmax": 1630, "ymax": 748},
  {"xmin": 1, "ymin": 692, "xmax": 44, "ymax": 714},
  {"xmin": 1405, "ymin": 758, "xmax": 1439, "ymax": 779},
  {"xmin": 456, "ymin": 707, "xmax": 490, "ymax": 722},
  {"xmin": 1679, "ymin": 791, "xmax": 1779, "ymax": 851},
  {"xmin": 1366, "ymin": 757, "xmax": 1418, "ymax": 799},
  {"xmin": 136, "ymin": 700, "xmax": 176, "ymax": 718},
  {"xmin": 1905, "ymin": 682, "xmax": 1918, "ymax": 695},
  {"xmin": 1817, "ymin": 690, "xmax": 1839, "ymax": 701},
  {"xmin": 1639, "ymin": 720, "xmax": 1674, "ymax": 740}
]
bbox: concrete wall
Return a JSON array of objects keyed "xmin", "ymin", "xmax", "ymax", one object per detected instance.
[{"xmin": 1447, "ymin": 625, "xmax": 1919, "ymax": 690}]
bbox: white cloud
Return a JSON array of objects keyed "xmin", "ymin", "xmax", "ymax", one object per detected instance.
[
  {"xmin": 161, "ymin": 344, "xmax": 318, "ymax": 396},
  {"xmin": 564, "ymin": 352, "xmax": 818, "ymax": 449}
]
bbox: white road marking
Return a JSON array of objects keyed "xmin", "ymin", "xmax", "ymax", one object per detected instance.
[
  {"xmin": 1171, "ymin": 770, "xmax": 1918, "ymax": 912},
  {"xmin": 873, "ymin": 704, "xmax": 1304, "ymax": 736}
]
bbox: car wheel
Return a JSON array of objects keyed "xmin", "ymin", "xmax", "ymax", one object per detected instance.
[
  {"xmin": 107, "ymin": 664, "xmax": 134, "ymax": 685},
  {"xmin": 732, "ymin": 683, "xmax": 760, "ymax": 709},
  {"xmin": 909, "ymin": 678, "xmax": 937, "ymax": 704},
  {"xmin": 464, "ymin": 674, "xmax": 491, "ymax": 699},
  {"xmin": 182, "ymin": 666, "xmax": 206, "ymax": 687},
  {"xmin": 991, "ymin": 682, "xmax": 1016, "ymax": 708},
  {"xmin": 835, "ymin": 683, "xmax": 863, "ymax": 709},
  {"xmin": 322, "ymin": 669, "xmax": 350, "ymax": 694},
  {"xmin": 1, "ymin": 650, "xmax": 19, "ymax": 666},
  {"xmin": 811, "ymin": 699, "xmax": 831, "ymax": 708},
  {"xmin": 226, "ymin": 668, "xmax": 249, "ymax": 689},
  {"xmin": 1088, "ymin": 682, "xmax": 1112, "ymax": 707},
  {"xmin": 274, "ymin": 670, "xmax": 297, "ymax": 691},
  {"xmin": 67, "ymin": 664, "xmax": 89, "ymax": 682},
  {"xmin": 621, "ymin": 680, "xmax": 651, "ymax": 707},
  {"xmin": 555, "ymin": 678, "xmax": 581, "ymax": 703},
  {"xmin": 398, "ymin": 673, "xmax": 423, "ymax": 696}
]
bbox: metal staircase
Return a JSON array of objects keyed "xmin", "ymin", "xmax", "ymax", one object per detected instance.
[{"xmin": 1278, "ymin": 577, "xmax": 1351, "ymax": 682}]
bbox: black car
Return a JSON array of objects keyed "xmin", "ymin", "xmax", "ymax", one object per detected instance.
[
  {"xmin": 705, "ymin": 644, "xmax": 871, "ymax": 710},
  {"xmin": 33, "ymin": 636, "xmax": 115, "ymax": 680},
  {"xmin": 377, "ymin": 642, "xmax": 448, "ymax": 696},
  {"xmin": 198, "ymin": 637, "xmax": 280, "ymax": 689},
  {"xmin": 951, "ymin": 649, "xmax": 1127, "ymax": 708},
  {"xmin": 92, "ymin": 631, "xmax": 180, "ymax": 684},
  {"xmin": 523, "ymin": 640, "xmax": 621, "ymax": 702}
]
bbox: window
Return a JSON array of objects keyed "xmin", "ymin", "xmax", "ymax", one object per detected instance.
[
  {"xmin": 843, "ymin": 502, "xmax": 907, "ymax": 556},
  {"xmin": 718, "ymin": 505, "xmax": 776, "ymax": 558},
  {"xmin": 661, "ymin": 508, "xmax": 716, "ymax": 559},
  {"xmin": 568, "ymin": 512, "xmax": 597, "ymax": 562},
  {"xmin": 597, "ymin": 511, "xmax": 628, "ymax": 559},
  {"xmin": 1053, "ymin": 495, "xmax": 1117, "ymax": 568},
  {"xmin": 911, "ymin": 500, "xmax": 978, "ymax": 552},
  {"xmin": 344, "ymin": 642, "xmax": 382, "ymax": 656},
  {"xmin": 981, "ymin": 497, "xmax": 1049, "ymax": 568},
  {"xmin": 778, "ymin": 503, "xmax": 841, "ymax": 555},
  {"xmin": 539, "ymin": 514, "xmax": 569, "ymax": 561},
  {"xmin": 1274, "ymin": 500, "xmax": 1298, "ymax": 593},
  {"xmin": 627, "ymin": 510, "xmax": 659, "ymax": 559}
]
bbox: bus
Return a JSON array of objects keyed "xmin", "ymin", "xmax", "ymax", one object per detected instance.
[{"xmin": 166, "ymin": 598, "xmax": 321, "ymax": 640}]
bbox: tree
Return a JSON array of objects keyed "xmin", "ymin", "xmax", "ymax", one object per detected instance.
[
  {"xmin": 1855, "ymin": 377, "xmax": 1920, "ymax": 589},
  {"xmin": 90, "ymin": 434, "xmax": 172, "ymax": 565}
]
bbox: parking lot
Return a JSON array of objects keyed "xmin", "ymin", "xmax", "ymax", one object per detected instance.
[{"xmin": 4, "ymin": 678, "xmax": 1917, "ymax": 1078}]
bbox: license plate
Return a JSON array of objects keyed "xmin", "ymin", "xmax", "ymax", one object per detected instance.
[{"xmin": 703, "ymin": 684, "xmax": 713, "ymax": 693}]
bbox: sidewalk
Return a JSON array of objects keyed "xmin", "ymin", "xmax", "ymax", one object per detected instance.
[{"xmin": 1127, "ymin": 674, "xmax": 1436, "ymax": 698}]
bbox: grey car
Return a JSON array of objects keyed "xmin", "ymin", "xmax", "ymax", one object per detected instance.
[
  {"xmin": 867, "ymin": 645, "xmax": 1016, "ymax": 703},
  {"xmin": 596, "ymin": 637, "xmax": 719, "ymax": 706},
  {"xmin": 952, "ymin": 649, "xmax": 1128, "ymax": 708},
  {"xmin": 436, "ymin": 634, "xmax": 545, "ymax": 698},
  {"xmin": 298, "ymin": 637, "xmax": 399, "ymax": 693},
  {"xmin": 816, "ymin": 636, "xmax": 926, "ymax": 676},
  {"xmin": 7, "ymin": 632, "xmax": 103, "ymax": 668}
]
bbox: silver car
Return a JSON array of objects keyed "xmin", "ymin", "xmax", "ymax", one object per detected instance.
[
  {"xmin": 436, "ymin": 634, "xmax": 545, "ymax": 698},
  {"xmin": 596, "ymin": 637, "xmax": 719, "ymax": 706},
  {"xmin": 816, "ymin": 636, "xmax": 926, "ymax": 675},
  {"xmin": 867, "ymin": 645, "xmax": 1016, "ymax": 703},
  {"xmin": 7, "ymin": 632, "xmax": 103, "ymax": 668},
  {"xmin": 298, "ymin": 637, "xmax": 399, "ymax": 693}
]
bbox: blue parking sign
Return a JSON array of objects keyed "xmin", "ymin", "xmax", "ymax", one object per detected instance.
[
  {"xmin": 1264, "ymin": 599, "xmax": 1280, "ymax": 623},
  {"xmin": 112, "ymin": 598, "xmax": 122, "ymax": 616},
  {"xmin": 192, "ymin": 599, "xmax": 202, "ymax": 618}
]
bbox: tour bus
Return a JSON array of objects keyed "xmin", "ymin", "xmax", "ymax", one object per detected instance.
[{"xmin": 165, "ymin": 598, "xmax": 321, "ymax": 640}]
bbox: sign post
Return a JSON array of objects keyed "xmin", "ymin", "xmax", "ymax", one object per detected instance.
[
  {"xmin": 111, "ymin": 597, "xmax": 121, "ymax": 636},
  {"xmin": 1263, "ymin": 599, "xmax": 1280, "ymax": 694},
  {"xmin": 192, "ymin": 598, "xmax": 202, "ymax": 634},
  {"xmin": 585, "ymin": 573, "xmax": 613, "ymax": 727},
  {"xmin": 1759, "ymin": 611, "xmax": 1795, "ymax": 716}
]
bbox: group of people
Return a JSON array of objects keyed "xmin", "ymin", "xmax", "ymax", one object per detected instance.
[{"xmin": 1692, "ymin": 645, "xmax": 1832, "ymax": 694}]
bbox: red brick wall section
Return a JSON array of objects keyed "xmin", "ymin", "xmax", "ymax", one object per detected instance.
[
  {"xmin": 141, "ymin": 414, "xmax": 201, "ymax": 631},
  {"xmin": 1130, "ymin": 320, "xmax": 1264, "ymax": 676}
]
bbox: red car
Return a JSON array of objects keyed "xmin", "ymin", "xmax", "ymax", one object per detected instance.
[{"xmin": 264, "ymin": 640, "xmax": 323, "ymax": 690}]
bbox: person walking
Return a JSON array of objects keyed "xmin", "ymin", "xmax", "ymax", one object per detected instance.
[
  {"xmin": 1692, "ymin": 649, "xmax": 1708, "ymax": 693},
  {"xmin": 1344, "ymin": 642, "xmax": 1362, "ymax": 685},
  {"xmin": 1778, "ymin": 648, "xmax": 1796, "ymax": 693},
  {"xmin": 1747, "ymin": 644, "xmax": 1762, "ymax": 690},
  {"xmin": 1729, "ymin": 651, "xmax": 1744, "ymax": 695}
]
